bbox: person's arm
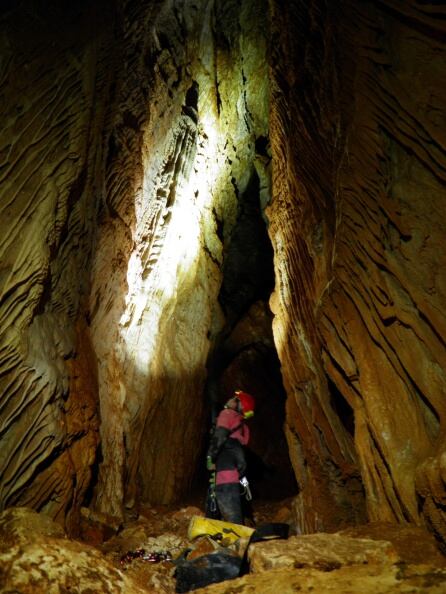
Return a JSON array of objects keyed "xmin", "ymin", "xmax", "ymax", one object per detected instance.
[
  {"xmin": 206, "ymin": 426, "xmax": 230, "ymax": 468},
  {"xmin": 233, "ymin": 442, "xmax": 247, "ymax": 477}
]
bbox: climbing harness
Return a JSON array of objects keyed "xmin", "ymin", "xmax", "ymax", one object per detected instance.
[
  {"xmin": 239, "ymin": 476, "xmax": 252, "ymax": 501},
  {"xmin": 208, "ymin": 470, "xmax": 217, "ymax": 514}
]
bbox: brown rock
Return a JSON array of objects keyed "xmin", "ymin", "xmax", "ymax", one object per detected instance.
[
  {"xmin": 248, "ymin": 533, "xmax": 400, "ymax": 573},
  {"xmin": 340, "ymin": 522, "xmax": 446, "ymax": 567},
  {"xmin": 0, "ymin": 507, "xmax": 147, "ymax": 594},
  {"xmin": 1, "ymin": 0, "xmax": 446, "ymax": 558},
  {"xmin": 192, "ymin": 564, "xmax": 446, "ymax": 594},
  {"xmin": 0, "ymin": 507, "xmax": 66, "ymax": 546},
  {"xmin": 267, "ymin": 0, "xmax": 446, "ymax": 543},
  {"xmin": 80, "ymin": 506, "xmax": 122, "ymax": 541}
]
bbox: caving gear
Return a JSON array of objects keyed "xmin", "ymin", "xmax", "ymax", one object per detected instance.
[
  {"xmin": 176, "ymin": 516, "xmax": 254, "ymax": 591},
  {"xmin": 205, "ymin": 393, "xmax": 254, "ymax": 524},
  {"xmin": 239, "ymin": 476, "xmax": 252, "ymax": 501},
  {"xmin": 120, "ymin": 548, "xmax": 172, "ymax": 567},
  {"xmin": 206, "ymin": 408, "xmax": 249, "ymax": 480},
  {"xmin": 174, "ymin": 516, "xmax": 290, "ymax": 592},
  {"xmin": 215, "ymin": 482, "xmax": 244, "ymax": 524},
  {"xmin": 250, "ymin": 522, "xmax": 290, "ymax": 543},
  {"xmin": 205, "ymin": 469, "xmax": 218, "ymax": 518},
  {"xmin": 174, "ymin": 549, "xmax": 242, "ymax": 593},
  {"xmin": 234, "ymin": 390, "xmax": 255, "ymax": 418},
  {"xmin": 188, "ymin": 516, "xmax": 254, "ymax": 544}
]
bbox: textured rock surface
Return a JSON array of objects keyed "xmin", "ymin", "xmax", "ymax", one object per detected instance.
[
  {"xmin": 268, "ymin": 0, "xmax": 367, "ymax": 534},
  {"xmin": 249, "ymin": 533, "xmax": 399, "ymax": 573},
  {"xmin": 88, "ymin": 0, "xmax": 271, "ymax": 516},
  {"xmin": 268, "ymin": 0, "xmax": 446, "ymax": 539},
  {"xmin": 0, "ymin": 0, "xmax": 275, "ymax": 526},
  {"xmin": 340, "ymin": 522, "xmax": 446, "ymax": 567},
  {"xmin": 0, "ymin": 1, "xmax": 111, "ymax": 531},
  {"xmin": 0, "ymin": 507, "xmax": 147, "ymax": 594},
  {"xmin": 3, "ymin": 507, "xmax": 444, "ymax": 594},
  {"xmin": 194, "ymin": 523, "xmax": 446, "ymax": 594},
  {"xmin": 193, "ymin": 564, "xmax": 446, "ymax": 594}
]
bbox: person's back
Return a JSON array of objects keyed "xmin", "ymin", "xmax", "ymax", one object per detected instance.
[{"xmin": 206, "ymin": 391, "xmax": 255, "ymax": 524}]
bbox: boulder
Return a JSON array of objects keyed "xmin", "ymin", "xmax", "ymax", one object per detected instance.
[{"xmin": 0, "ymin": 507, "xmax": 147, "ymax": 594}]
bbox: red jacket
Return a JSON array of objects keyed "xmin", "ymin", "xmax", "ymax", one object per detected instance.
[{"xmin": 208, "ymin": 408, "xmax": 250, "ymax": 485}]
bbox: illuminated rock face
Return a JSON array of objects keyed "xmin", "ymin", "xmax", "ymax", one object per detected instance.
[
  {"xmin": 268, "ymin": 0, "xmax": 446, "ymax": 539},
  {"xmin": 0, "ymin": 0, "xmax": 446, "ymax": 548},
  {"xmin": 0, "ymin": 0, "xmax": 272, "ymax": 527},
  {"xmin": 88, "ymin": 0, "xmax": 271, "ymax": 515}
]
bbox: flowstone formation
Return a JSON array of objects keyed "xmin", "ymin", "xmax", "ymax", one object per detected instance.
[
  {"xmin": 268, "ymin": 0, "xmax": 446, "ymax": 541},
  {"xmin": 0, "ymin": 0, "xmax": 112, "ymax": 532},
  {"xmin": 89, "ymin": 0, "xmax": 271, "ymax": 517}
]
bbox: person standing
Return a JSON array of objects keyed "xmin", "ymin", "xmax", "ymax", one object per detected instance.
[{"xmin": 206, "ymin": 390, "xmax": 255, "ymax": 525}]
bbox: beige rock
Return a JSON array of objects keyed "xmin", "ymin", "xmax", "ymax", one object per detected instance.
[
  {"xmin": 0, "ymin": 507, "xmax": 66, "ymax": 545},
  {"xmin": 249, "ymin": 533, "xmax": 399, "ymax": 573},
  {"xmin": 340, "ymin": 522, "xmax": 446, "ymax": 567},
  {"xmin": 193, "ymin": 564, "xmax": 446, "ymax": 594},
  {"xmin": 0, "ymin": 507, "xmax": 147, "ymax": 594},
  {"xmin": 0, "ymin": 540, "xmax": 150, "ymax": 594}
]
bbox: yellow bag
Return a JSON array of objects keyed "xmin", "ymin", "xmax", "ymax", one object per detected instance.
[{"xmin": 188, "ymin": 516, "xmax": 254, "ymax": 546}]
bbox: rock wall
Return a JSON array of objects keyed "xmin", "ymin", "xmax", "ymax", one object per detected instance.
[
  {"xmin": 0, "ymin": 0, "xmax": 272, "ymax": 527},
  {"xmin": 0, "ymin": 1, "xmax": 113, "ymax": 532},
  {"xmin": 268, "ymin": 0, "xmax": 446, "ymax": 540},
  {"xmin": 89, "ymin": 0, "xmax": 271, "ymax": 515},
  {"xmin": 1, "ymin": 0, "xmax": 445, "ymax": 547}
]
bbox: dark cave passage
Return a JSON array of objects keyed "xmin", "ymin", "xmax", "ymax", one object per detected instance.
[{"xmin": 192, "ymin": 169, "xmax": 297, "ymax": 509}]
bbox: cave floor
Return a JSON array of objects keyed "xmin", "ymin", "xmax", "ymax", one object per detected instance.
[
  {"xmin": 1, "ymin": 501, "xmax": 446, "ymax": 593},
  {"xmin": 79, "ymin": 496, "xmax": 295, "ymax": 592},
  {"xmin": 77, "ymin": 497, "xmax": 446, "ymax": 594}
]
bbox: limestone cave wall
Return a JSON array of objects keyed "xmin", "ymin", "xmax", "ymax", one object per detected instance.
[
  {"xmin": 0, "ymin": 0, "xmax": 272, "ymax": 526},
  {"xmin": 0, "ymin": 0, "xmax": 445, "ymax": 547},
  {"xmin": 0, "ymin": 0, "xmax": 114, "ymax": 532},
  {"xmin": 86, "ymin": 0, "xmax": 271, "ymax": 516},
  {"xmin": 268, "ymin": 0, "xmax": 446, "ymax": 541}
]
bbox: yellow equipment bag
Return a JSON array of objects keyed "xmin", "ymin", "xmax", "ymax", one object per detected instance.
[{"xmin": 188, "ymin": 516, "xmax": 254, "ymax": 546}]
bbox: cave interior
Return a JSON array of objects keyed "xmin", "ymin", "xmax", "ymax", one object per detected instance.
[{"xmin": 1, "ymin": 0, "xmax": 446, "ymax": 590}]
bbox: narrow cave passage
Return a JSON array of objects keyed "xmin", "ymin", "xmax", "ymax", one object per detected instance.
[
  {"xmin": 84, "ymin": 0, "xmax": 289, "ymax": 520},
  {"xmin": 193, "ymin": 170, "xmax": 298, "ymax": 506}
]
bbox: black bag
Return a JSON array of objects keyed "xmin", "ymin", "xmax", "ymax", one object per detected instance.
[
  {"xmin": 250, "ymin": 522, "xmax": 290, "ymax": 542},
  {"xmin": 174, "ymin": 550, "xmax": 242, "ymax": 593}
]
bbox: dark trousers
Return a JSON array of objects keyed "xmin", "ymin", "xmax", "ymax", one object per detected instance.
[{"xmin": 215, "ymin": 482, "xmax": 243, "ymax": 525}]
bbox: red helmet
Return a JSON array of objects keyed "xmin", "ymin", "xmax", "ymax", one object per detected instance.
[{"xmin": 235, "ymin": 390, "xmax": 255, "ymax": 418}]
